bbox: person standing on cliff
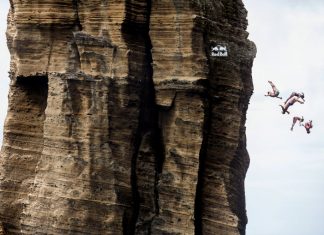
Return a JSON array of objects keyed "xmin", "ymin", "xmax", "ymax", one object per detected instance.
[
  {"xmin": 265, "ymin": 81, "xmax": 282, "ymax": 99},
  {"xmin": 302, "ymin": 120, "xmax": 313, "ymax": 134},
  {"xmin": 280, "ymin": 95, "xmax": 304, "ymax": 114},
  {"xmin": 291, "ymin": 116, "xmax": 304, "ymax": 131}
]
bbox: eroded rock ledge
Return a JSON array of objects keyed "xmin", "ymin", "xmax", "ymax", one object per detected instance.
[{"xmin": 0, "ymin": 0, "xmax": 256, "ymax": 234}]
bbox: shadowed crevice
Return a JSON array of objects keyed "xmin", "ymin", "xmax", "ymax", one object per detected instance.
[
  {"xmin": 225, "ymin": 59, "xmax": 254, "ymax": 235},
  {"xmin": 72, "ymin": 0, "xmax": 82, "ymax": 31},
  {"xmin": 121, "ymin": 0, "xmax": 154, "ymax": 234},
  {"xmin": 15, "ymin": 75, "xmax": 48, "ymax": 114},
  {"xmin": 194, "ymin": 30, "xmax": 212, "ymax": 235}
]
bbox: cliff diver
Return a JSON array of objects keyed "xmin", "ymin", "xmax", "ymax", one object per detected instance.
[
  {"xmin": 284, "ymin": 92, "xmax": 305, "ymax": 104},
  {"xmin": 302, "ymin": 120, "xmax": 313, "ymax": 134},
  {"xmin": 279, "ymin": 94, "xmax": 304, "ymax": 114},
  {"xmin": 290, "ymin": 116, "xmax": 304, "ymax": 131},
  {"xmin": 265, "ymin": 81, "xmax": 282, "ymax": 99}
]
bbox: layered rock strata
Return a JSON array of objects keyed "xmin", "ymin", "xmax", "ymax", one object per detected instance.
[{"xmin": 0, "ymin": 0, "xmax": 256, "ymax": 234}]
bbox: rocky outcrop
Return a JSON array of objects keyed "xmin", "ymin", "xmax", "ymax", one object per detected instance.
[{"xmin": 0, "ymin": 0, "xmax": 256, "ymax": 234}]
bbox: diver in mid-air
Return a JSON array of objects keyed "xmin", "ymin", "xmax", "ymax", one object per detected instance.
[
  {"xmin": 284, "ymin": 92, "xmax": 305, "ymax": 104},
  {"xmin": 280, "ymin": 94, "xmax": 304, "ymax": 114},
  {"xmin": 265, "ymin": 81, "xmax": 282, "ymax": 99},
  {"xmin": 302, "ymin": 120, "xmax": 313, "ymax": 134},
  {"xmin": 290, "ymin": 116, "xmax": 304, "ymax": 131}
]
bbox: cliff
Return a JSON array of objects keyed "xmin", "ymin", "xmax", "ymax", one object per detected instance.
[{"xmin": 0, "ymin": 0, "xmax": 256, "ymax": 234}]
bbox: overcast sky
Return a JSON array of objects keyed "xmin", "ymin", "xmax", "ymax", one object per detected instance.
[
  {"xmin": 244, "ymin": 0, "xmax": 324, "ymax": 234},
  {"xmin": 0, "ymin": 1, "xmax": 324, "ymax": 235}
]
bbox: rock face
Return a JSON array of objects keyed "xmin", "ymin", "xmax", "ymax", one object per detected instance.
[{"xmin": 0, "ymin": 0, "xmax": 256, "ymax": 234}]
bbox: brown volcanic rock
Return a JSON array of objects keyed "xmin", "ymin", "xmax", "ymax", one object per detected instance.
[{"xmin": 0, "ymin": 0, "xmax": 256, "ymax": 234}]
